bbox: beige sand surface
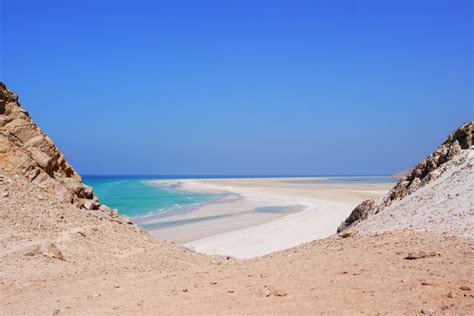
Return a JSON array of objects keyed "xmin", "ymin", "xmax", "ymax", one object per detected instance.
[
  {"xmin": 1, "ymin": 152, "xmax": 472, "ymax": 315},
  {"xmin": 147, "ymin": 178, "xmax": 393, "ymax": 258}
]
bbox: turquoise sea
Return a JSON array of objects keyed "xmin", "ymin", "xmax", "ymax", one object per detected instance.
[
  {"xmin": 83, "ymin": 176, "xmax": 399, "ymax": 219},
  {"xmin": 83, "ymin": 176, "xmax": 219, "ymax": 218}
]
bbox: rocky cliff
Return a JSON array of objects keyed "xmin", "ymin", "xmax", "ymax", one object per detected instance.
[
  {"xmin": 0, "ymin": 83, "xmax": 104, "ymax": 210},
  {"xmin": 338, "ymin": 120, "xmax": 474, "ymax": 232}
]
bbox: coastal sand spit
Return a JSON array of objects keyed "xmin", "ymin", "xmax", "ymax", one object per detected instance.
[{"xmin": 146, "ymin": 178, "xmax": 393, "ymax": 257}]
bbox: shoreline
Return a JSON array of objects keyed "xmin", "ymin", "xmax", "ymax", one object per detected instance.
[
  {"xmin": 142, "ymin": 179, "xmax": 308, "ymax": 245},
  {"xmin": 132, "ymin": 190, "xmax": 239, "ymax": 225},
  {"xmin": 143, "ymin": 178, "xmax": 393, "ymax": 258}
]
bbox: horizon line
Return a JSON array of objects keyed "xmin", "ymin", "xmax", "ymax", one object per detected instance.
[{"xmin": 82, "ymin": 174, "xmax": 397, "ymax": 178}]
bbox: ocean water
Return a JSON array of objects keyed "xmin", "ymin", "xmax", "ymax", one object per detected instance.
[
  {"xmin": 83, "ymin": 176, "xmax": 218, "ymax": 218},
  {"xmin": 83, "ymin": 176, "xmax": 398, "ymax": 219}
]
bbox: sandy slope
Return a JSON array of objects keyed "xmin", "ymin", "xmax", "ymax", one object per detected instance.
[
  {"xmin": 2, "ymin": 229, "xmax": 473, "ymax": 314},
  {"xmin": 1, "ymin": 167, "xmax": 473, "ymax": 315}
]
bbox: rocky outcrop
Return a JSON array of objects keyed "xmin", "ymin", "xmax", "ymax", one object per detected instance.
[
  {"xmin": 340, "ymin": 199, "xmax": 375, "ymax": 227},
  {"xmin": 0, "ymin": 82, "xmax": 106, "ymax": 210},
  {"xmin": 338, "ymin": 121, "xmax": 474, "ymax": 232}
]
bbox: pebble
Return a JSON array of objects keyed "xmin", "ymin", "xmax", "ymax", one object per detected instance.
[
  {"xmin": 421, "ymin": 308, "xmax": 434, "ymax": 315},
  {"xmin": 275, "ymin": 290, "xmax": 288, "ymax": 297},
  {"xmin": 447, "ymin": 292, "xmax": 456, "ymax": 298},
  {"xmin": 259, "ymin": 287, "xmax": 272, "ymax": 297},
  {"xmin": 259, "ymin": 285, "xmax": 287, "ymax": 298},
  {"xmin": 460, "ymin": 286, "xmax": 471, "ymax": 291},
  {"xmin": 405, "ymin": 251, "xmax": 439, "ymax": 260}
]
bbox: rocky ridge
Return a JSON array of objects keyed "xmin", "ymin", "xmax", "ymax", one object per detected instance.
[
  {"xmin": 338, "ymin": 121, "xmax": 474, "ymax": 232},
  {"xmin": 0, "ymin": 83, "xmax": 106, "ymax": 211},
  {"xmin": 354, "ymin": 149, "xmax": 473, "ymax": 236}
]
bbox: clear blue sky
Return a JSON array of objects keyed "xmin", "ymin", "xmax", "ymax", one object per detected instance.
[{"xmin": 1, "ymin": 0, "xmax": 472, "ymax": 176}]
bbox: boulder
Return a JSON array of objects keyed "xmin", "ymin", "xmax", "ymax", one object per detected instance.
[
  {"xmin": 83, "ymin": 185, "xmax": 94, "ymax": 199},
  {"xmin": 30, "ymin": 148, "xmax": 52, "ymax": 169},
  {"xmin": 47, "ymin": 243, "xmax": 65, "ymax": 260},
  {"xmin": 337, "ymin": 199, "xmax": 374, "ymax": 232},
  {"xmin": 83, "ymin": 200, "xmax": 94, "ymax": 210}
]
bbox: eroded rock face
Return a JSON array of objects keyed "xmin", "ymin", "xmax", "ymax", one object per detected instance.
[
  {"xmin": 0, "ymin": 82, "xmax": 101, "ymax": 209},
  {"xmin": 338, "ymin": 121, "xmax": 474, "ymax": 232}
]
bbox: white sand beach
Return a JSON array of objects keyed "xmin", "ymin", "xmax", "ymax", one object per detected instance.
[{"xmin": 147, "ymin": 178, "xmax": 393, "ymax": 258}]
